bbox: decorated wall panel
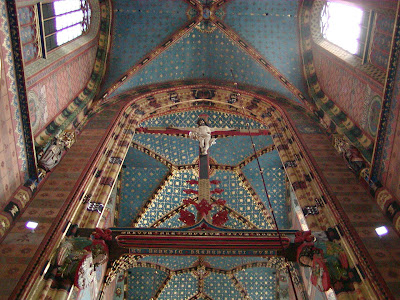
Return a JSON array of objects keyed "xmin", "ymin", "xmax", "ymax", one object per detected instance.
[
  {"xmin": 313, "ymin": 45, "xmax": 383, "ymax": 139},
  {"xmin": 27, "ymin": 45, "xmax": 98, "ymax": 135},
  {"xmin": 370, "ymin": 12, "xmax": 396, "ymax": 72},
  {"xmin": 0, "ymin": 48, "xmax": 25, "ymax": 207},
  {"xmin": 0, "ymin": 0, "xmax": 27, "ymax": 207},
  {"xmin": 378, "ymin": 58, "xmax": 400, "ymax": 199}
]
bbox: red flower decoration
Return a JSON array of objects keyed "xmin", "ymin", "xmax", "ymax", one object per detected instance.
[
  {"xmin": 93, "ymin": 228, "xmax": 112, "ymax": 241},
  {"xmin": 186, "ymin": 180, "xmax": 198, "ymax": 185},
  {"xmin": 209, "ymin": 180, "xmax": 221, "ymax": 185},
  {"xmin": 211, "ymin": 188, "xmax": 224, "ymax": 194},
  {"xmin": 179, "ymin": 210, "xmax": 196, "ymax": 226},
  {"xmin": 183, "ymin": 189, "xmax": 198, "ymax": 194},
  {"xmin": 212, "ymin": 210, "xmax": 229, "ymax": 226}
]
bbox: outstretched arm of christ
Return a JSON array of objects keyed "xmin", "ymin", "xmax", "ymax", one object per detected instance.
[
  {"xmin": 136, "ymin": 126, "xmax": 270, "ymax": 136},
  {"xmin": 135, "ymin": 126, "xmax": 191, "ymax": 135},
  {"xmin": 211, "ymin": 128, "xmax": 270, "ymax": 136},
  {"xmin": 136, "ymin": 125, "xmax": 270, "ymax": 155}
]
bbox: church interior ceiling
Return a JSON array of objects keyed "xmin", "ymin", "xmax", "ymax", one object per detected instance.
[
  {"xmin": 103, "ymin": 1, "xmax": 311, "ymax": 298},
  {"xmin": 101, "ymin": 0, "xmax": 307, "ymax": 105},
  {"xmin": 1, "ymin": 0, "xmax": 400, "ymax": 299},
  {"xmin": 116, "ymin": 110, "xmax": 295, "ymax": 298}
]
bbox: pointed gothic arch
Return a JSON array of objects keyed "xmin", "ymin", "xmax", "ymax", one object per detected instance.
[
  {"xmin": 19, "ymin": 83, "xmax": 390, "ymax": 299},
  {"xmin": 65, "ymin": 84, "xmax": 381, "ymax": 298}
]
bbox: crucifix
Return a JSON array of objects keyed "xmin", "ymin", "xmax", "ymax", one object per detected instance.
[{"xmin": 137, "ymin": 114, "xmax": 270, "ymax": 225}]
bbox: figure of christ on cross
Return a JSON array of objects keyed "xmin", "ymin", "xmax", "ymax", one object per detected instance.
[{"xmin": 136, "ymin": 115, "xmax": 270, "ymax": 217}]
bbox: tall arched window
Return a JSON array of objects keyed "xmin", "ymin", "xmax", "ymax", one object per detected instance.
[
  {"xmin": 320, "ymin": 1, "xmax": 373, "ymax": 63},
  {"xmin": 41, "ymin": 0, "xmax": 91, "ymax": 54}
]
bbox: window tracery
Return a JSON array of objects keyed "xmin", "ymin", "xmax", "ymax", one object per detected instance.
[
  {"xmin": 18, "ymin": 0, "xmax": 91, "ymax": 64},
  {"xmin": 41, "ymin": 0, "xmax": 91, "ymax": 54}
]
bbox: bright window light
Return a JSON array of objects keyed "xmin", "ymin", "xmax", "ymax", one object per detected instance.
[
  {"xmin": 375, "ymin": 226, "xmax": 388, "ymax": 236},
  {"xmin": 26, "ymin": 221, "xmax": 38, "ymax": 230},
  {"xmin": 53, "ymin": 0, "xmax": 89, "ymax": 46},
  {"xmin": 321, "ymin": 2, "xmax": 364, "ymax": 54}
]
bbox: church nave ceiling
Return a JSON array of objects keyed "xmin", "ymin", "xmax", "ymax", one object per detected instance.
[{"xmin": 102, "ymin": 0, "xmax": 308, "ymax": 105}]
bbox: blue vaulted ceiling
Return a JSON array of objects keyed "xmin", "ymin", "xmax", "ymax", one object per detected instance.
[
  {"xmin": 125, "ymin": 256, "xmax": 279, "ymax": 300},
  {"xmin": 224, "ymin": 0, "xmax": 307, "ymax": 96},
  {"xmin": 102, "ymin": 0, "xmax": 192, "ymax": 93},
  {"xmin": 103, "ymin": 0, "xmax": 307, "ymax": 105},
  {"xmin": 110, "ymin": 28, "xmax": 300, "ymax": 103},
  {"xmin": 106, "ymin": 1, "xmax": 307, "ymax": 298}
]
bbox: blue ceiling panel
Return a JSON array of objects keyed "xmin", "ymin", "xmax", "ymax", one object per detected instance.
[
  {"xmin": 102, "ymin": 0, "xmax": 192, "ymax": 93},
  {"xmin": 111, "ymin": 28, "xmax": 300, "ymax": 103},
  {"xmin": 158, "ymin": 273, "xmax": 198, "ymax": 300},
  {"xmin": 236, "ymin": 267, "xmax": 276, "ymax": 300},
  {"xmin": 242, "ymin": 150, "xmax": 289, "ymax": 228},
  {"xmin": 119, "ymin": 148, "xmax": 169, "ymax": 227},
  {"xmin": 136, "ymin": 170, "xmax": 197, "ymax": 227},
  {"xmin": 203, "ymin": 273, "xmax": 243, "ymax": 299},
  {"xmin": 204, "ymin": 256, "xmax": 270, "ymax": 270},
  {"xmin": 210, "ymin": 169, "xmax": 272, "ymax": 229},
  {"xmin": 127, "ymin": 267, "xmax": 168, "ymax": 300},
  {"xmin": 223, "ymin": 215, "xmax": 249, "ymax": 229},
  {"xmin": 140, "ymin": 109, "xmax": 268, "ymax": 130},
  {"xmin": 224, "ymin": 0, "xmax": 308, "ymax": 96},
  {"xmin": 132, "ymin": 133, "xmax": 199, "ymax": 165},
  {"xmin": 139, "ymin": 256, "xmax": 198, "ymax": 271},
  {"xmin": 210, "ymin": 135, "xmax": 272, "ymax": 166}
]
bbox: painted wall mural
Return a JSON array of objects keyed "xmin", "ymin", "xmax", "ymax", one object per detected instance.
[
  {"xmin": 369, "ymin": 12, "xmax": 396, "ymax": 72},
  {"xmin": 0, "ymin": 0, "xmax": 27, "ymax": 207},
  {"xmin": 312, "ymin": 46, "xmax": 383, "ymax": 139},
  {"xmin": 27, "ymin": 46, "xmax": 98, "ymax": 135},
  {"xmin": 0, "ymin": 48, "xmax": 25, "ymax": 207},
  {"xmin": 379, "ymin": 58, "xmax": 400, "ymax": 199}
]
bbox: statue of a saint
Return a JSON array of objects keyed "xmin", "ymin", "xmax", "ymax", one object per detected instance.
[
  {"xmin": 38, "ymin": 130, "xmax": 76, "ymax": 172},
  {"xmin": 38, "ymin": 138, "xmax": 65, "ymax": 171}
]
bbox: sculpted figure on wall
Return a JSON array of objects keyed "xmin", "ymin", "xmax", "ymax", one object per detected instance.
[
  {"xmin": 294, "ymin": 230, "xmax": 361, "ymax": 295},
  {"xmin": 333, "ymin": 135, "xmax": 366, "ymax": 176},
  {"xmin": 38, "ymin": 130, "xmax": 76, "ymax": 172}
]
